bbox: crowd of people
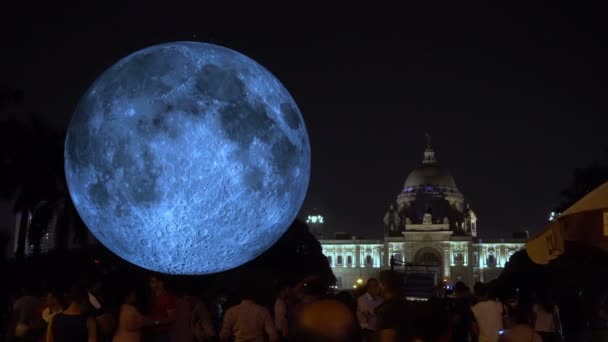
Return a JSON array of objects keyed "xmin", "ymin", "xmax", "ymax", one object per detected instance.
[{"xmin": 3, "ymin": 269, "xmax": 607, "ymax": 342}]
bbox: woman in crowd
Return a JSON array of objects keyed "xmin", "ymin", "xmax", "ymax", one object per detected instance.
[
  {"xmin": 532, "ymin": 294, "xmax": 562, "ymax": 342},
  {"xmin": 191, "ymin": 297, "xmax": 216, "ymax": 342},
  {"xmin": 113, "ymin": 287, "xmax": 150, "ymax": 342},
  {"xmin": 42, "ymin": 290, "xmax": 64, "ymax": 324},
  {"xmin": 46, "ymin": 284, "xmax": 96, "ymax": 342}
]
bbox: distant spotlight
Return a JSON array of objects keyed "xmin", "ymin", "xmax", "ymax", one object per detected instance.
[{"xmin": 549, "ymin": 211, "xmax": 559, "ymax": 222}]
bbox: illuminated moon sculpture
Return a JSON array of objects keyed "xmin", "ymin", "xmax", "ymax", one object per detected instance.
[{"xmin": 64, "ymin": 42, "xmax": 310, "ymax": 274}]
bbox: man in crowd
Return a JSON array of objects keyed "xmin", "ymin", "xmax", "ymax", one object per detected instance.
[
  {"xmin": 220, "ymin": 288, "xmax": 277, "ymax": 342},
  {"xmin": 147, "ymin": 274, "xmax": 176, "ymax": 342},
  {"xmin": 375, "ymin": 271, "xmax": 411, "ymax": 342},
  {"xmin": 357, "ymin": 278, "xmax": 384, "ymax": 341},
  {"xmin": 450, "ymin": 282, "xmax": 474, "ymax": 342},
  {"xmin": 471, "ymin": 282, "xmax": 504, "ymax": 342}
]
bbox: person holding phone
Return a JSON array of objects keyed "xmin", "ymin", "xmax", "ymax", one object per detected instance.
[{"xmin": 498, "ymin": 306, "xmax": 542, "ymax": 342}]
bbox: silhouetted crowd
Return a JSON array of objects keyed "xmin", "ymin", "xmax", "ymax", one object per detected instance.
[{"xmin": 3, "ymin": 270, "xmax": 608, "ymax": 342}]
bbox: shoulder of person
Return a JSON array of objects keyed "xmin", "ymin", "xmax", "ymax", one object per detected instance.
[{"xmin": 224, "ymin": 306, "xmax": 236, "ymax": 315}]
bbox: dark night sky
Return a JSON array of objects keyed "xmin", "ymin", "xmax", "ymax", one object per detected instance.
[{"xmin": 1, "ymin": 3, "xmax": 607, "ymax": 239}]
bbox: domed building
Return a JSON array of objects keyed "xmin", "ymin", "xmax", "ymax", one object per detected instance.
[
  {"xmin": 384, "ymin": 137, "xmax": 476, "ymax": 237},
  {"xmin": 320, "ymin": 136, "xmax": 526, "ymax": 294}
]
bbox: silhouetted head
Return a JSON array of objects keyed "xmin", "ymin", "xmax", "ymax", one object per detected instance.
[
  {"xmin": 46, "ymin": 289, "xmax": 64, "ymax": 308},
  {"xmin": 366, "ymin": 278, "xmax": 380, "ymax": 297},
  {"xmin": 275, "ymin": 279, "xmax": 291, "ymax": 299},
  {"xmin": 300, "ymin": 276, "xmax": 327, "ymax": 298},
  {"xmin": 240, "ymin": 285, "xmax": 259, "ymax": 302},
  {"xmin": 290, "ymin": 299, "xmax": 359, "ymax": 342},
  {"xmin": 149, "ymin": 274, "xmax": 166, "ymax": 295},
  {"xmin": 474, "ymin": 282, "xmax": 488, "ymax": 299},
  {"xmin": 379, "ymin": 271, "xmax": 402, "ymax": 298},
  {"xmin": 69, "ymin": 284, "xmax": 88, "ymax": 305},
  {"xmin": 454, "ymin": 281, "xmax": 469, "ymax": 297},
  {"xmin": 334, "ymin": 291, "xmax": 355, "ymax": 311}
]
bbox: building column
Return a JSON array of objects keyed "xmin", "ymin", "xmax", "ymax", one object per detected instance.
[
  {"xmin": 450, "ymin": 246, "xmax": 455, "ymax": 266},
  {"xmin": 372, "ymin": 248, "xmax": 379, "ymax": 268},
  {"xmin": 443, "ymin": 246, "xmax": 451, "ymax": 280},
  {"xmin": 359, "ymin": 249, "xmax": 364, "ymax": 267},
  {"xmin": 497, "ymin": 247, "xmax": 502, "ymax": 267},
  {"xmin": 464, "ymin": 245, "xmax": 469, "ymax": 266}
]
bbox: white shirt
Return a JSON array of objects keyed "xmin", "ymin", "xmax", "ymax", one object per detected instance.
[
  {"xmin": 499, "ymin": 325, "xmax": 542, "ymax": 342},
  {"xmin": 356, "ymin": 293, "xmax": 384, "ymax": 331},
  {"xmin": 88, "ymin": 292, "xmax": 102, "ymax": 310},
  {"xmin": 472, "ymin": 300, "xmax": 504, "ymax": 342}
]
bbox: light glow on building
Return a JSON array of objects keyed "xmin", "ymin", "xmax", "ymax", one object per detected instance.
[{"xmin": 306, "ymin": 215, "xmax": 324, "ymax": 224}]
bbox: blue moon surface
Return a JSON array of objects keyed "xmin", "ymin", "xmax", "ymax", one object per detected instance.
[{"xmin": 64, "ymin": 42, "xmax": 310, "ymax": 274}]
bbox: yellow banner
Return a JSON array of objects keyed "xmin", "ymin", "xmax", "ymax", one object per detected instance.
[{"xmin": 525, "ymin": 221, "xmax": 565, "ymax": 265}]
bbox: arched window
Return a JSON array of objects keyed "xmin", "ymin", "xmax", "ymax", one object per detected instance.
[
  {"xmin": 337, "ymin": 255, "xmax": 343, "ymax": 265},
  {"xmin": 346, "ymin": 255, "xmax": 353, "ymax": 265},
  {"xmin": 393, "ymin": 253, "xmax": 403, "ymax": 263},
  {"xmin": 420, "ymin": 252, "xmax": 439, "ymax": 265},
  {"xmin": 327, "ymin": 256, "xmax": 332, "ymax": 266},
  {"xmin": 487, "ymin": 253, "xmax": 496, "ymax": 266},
  {"xmin": 366, "ymin": 255, "xmax": 373, "ymax": 265},
  {"xmin": 454, "ymin": 252, "xmax": 464, "ymax": 263},
  {"xmin": 473, "ymin": 252, "xmax": 479, "ymax": 266}
]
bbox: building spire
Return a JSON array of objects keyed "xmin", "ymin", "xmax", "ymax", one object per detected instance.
[{"xmin": 422, "ymin": 133, "xmax": 437, "ymax": 165}]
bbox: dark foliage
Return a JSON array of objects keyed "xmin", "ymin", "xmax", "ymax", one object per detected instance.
[{"xmin": 556, "ymin": 155, "xmax": 608, "ymax": 212}]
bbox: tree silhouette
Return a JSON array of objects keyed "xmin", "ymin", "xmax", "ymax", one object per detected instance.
[
  {"xmin": 0, "ymin": 88, "xmax": 72, "ymax": 258},
  {"xmin": 556, "ymin": 152, "xmax": 608, "ymax": 212}
]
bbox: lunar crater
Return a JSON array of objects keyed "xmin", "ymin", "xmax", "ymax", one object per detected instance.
[{"xmin": 65, "ymin": 42, "xmax": 310, "ymax": 275}]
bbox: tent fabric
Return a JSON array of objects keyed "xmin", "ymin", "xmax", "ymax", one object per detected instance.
[
  {"xmin": 526, "ymin": 181, "xmax": 608, "ymax": 264},
  {"xmin": 525, "ymin": 220, "xmax": 565, "ymax": 265},
  {"xmin": 562, "ymin": 181, "xmax": 608, "ymax": 216}
]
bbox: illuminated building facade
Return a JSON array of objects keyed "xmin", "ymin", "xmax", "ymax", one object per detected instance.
[{"xmin": 320, "ymin": 138, "xmax": 526, "ymax": 290}]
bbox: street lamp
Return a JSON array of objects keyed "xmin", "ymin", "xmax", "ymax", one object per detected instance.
[
  {"xmin": 352, "ymin": 285, "xmax": 357, "ymax": 289},
  {"xmin": 357, "ymin": 278, "xmax": 363, "ymax": 285}
]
